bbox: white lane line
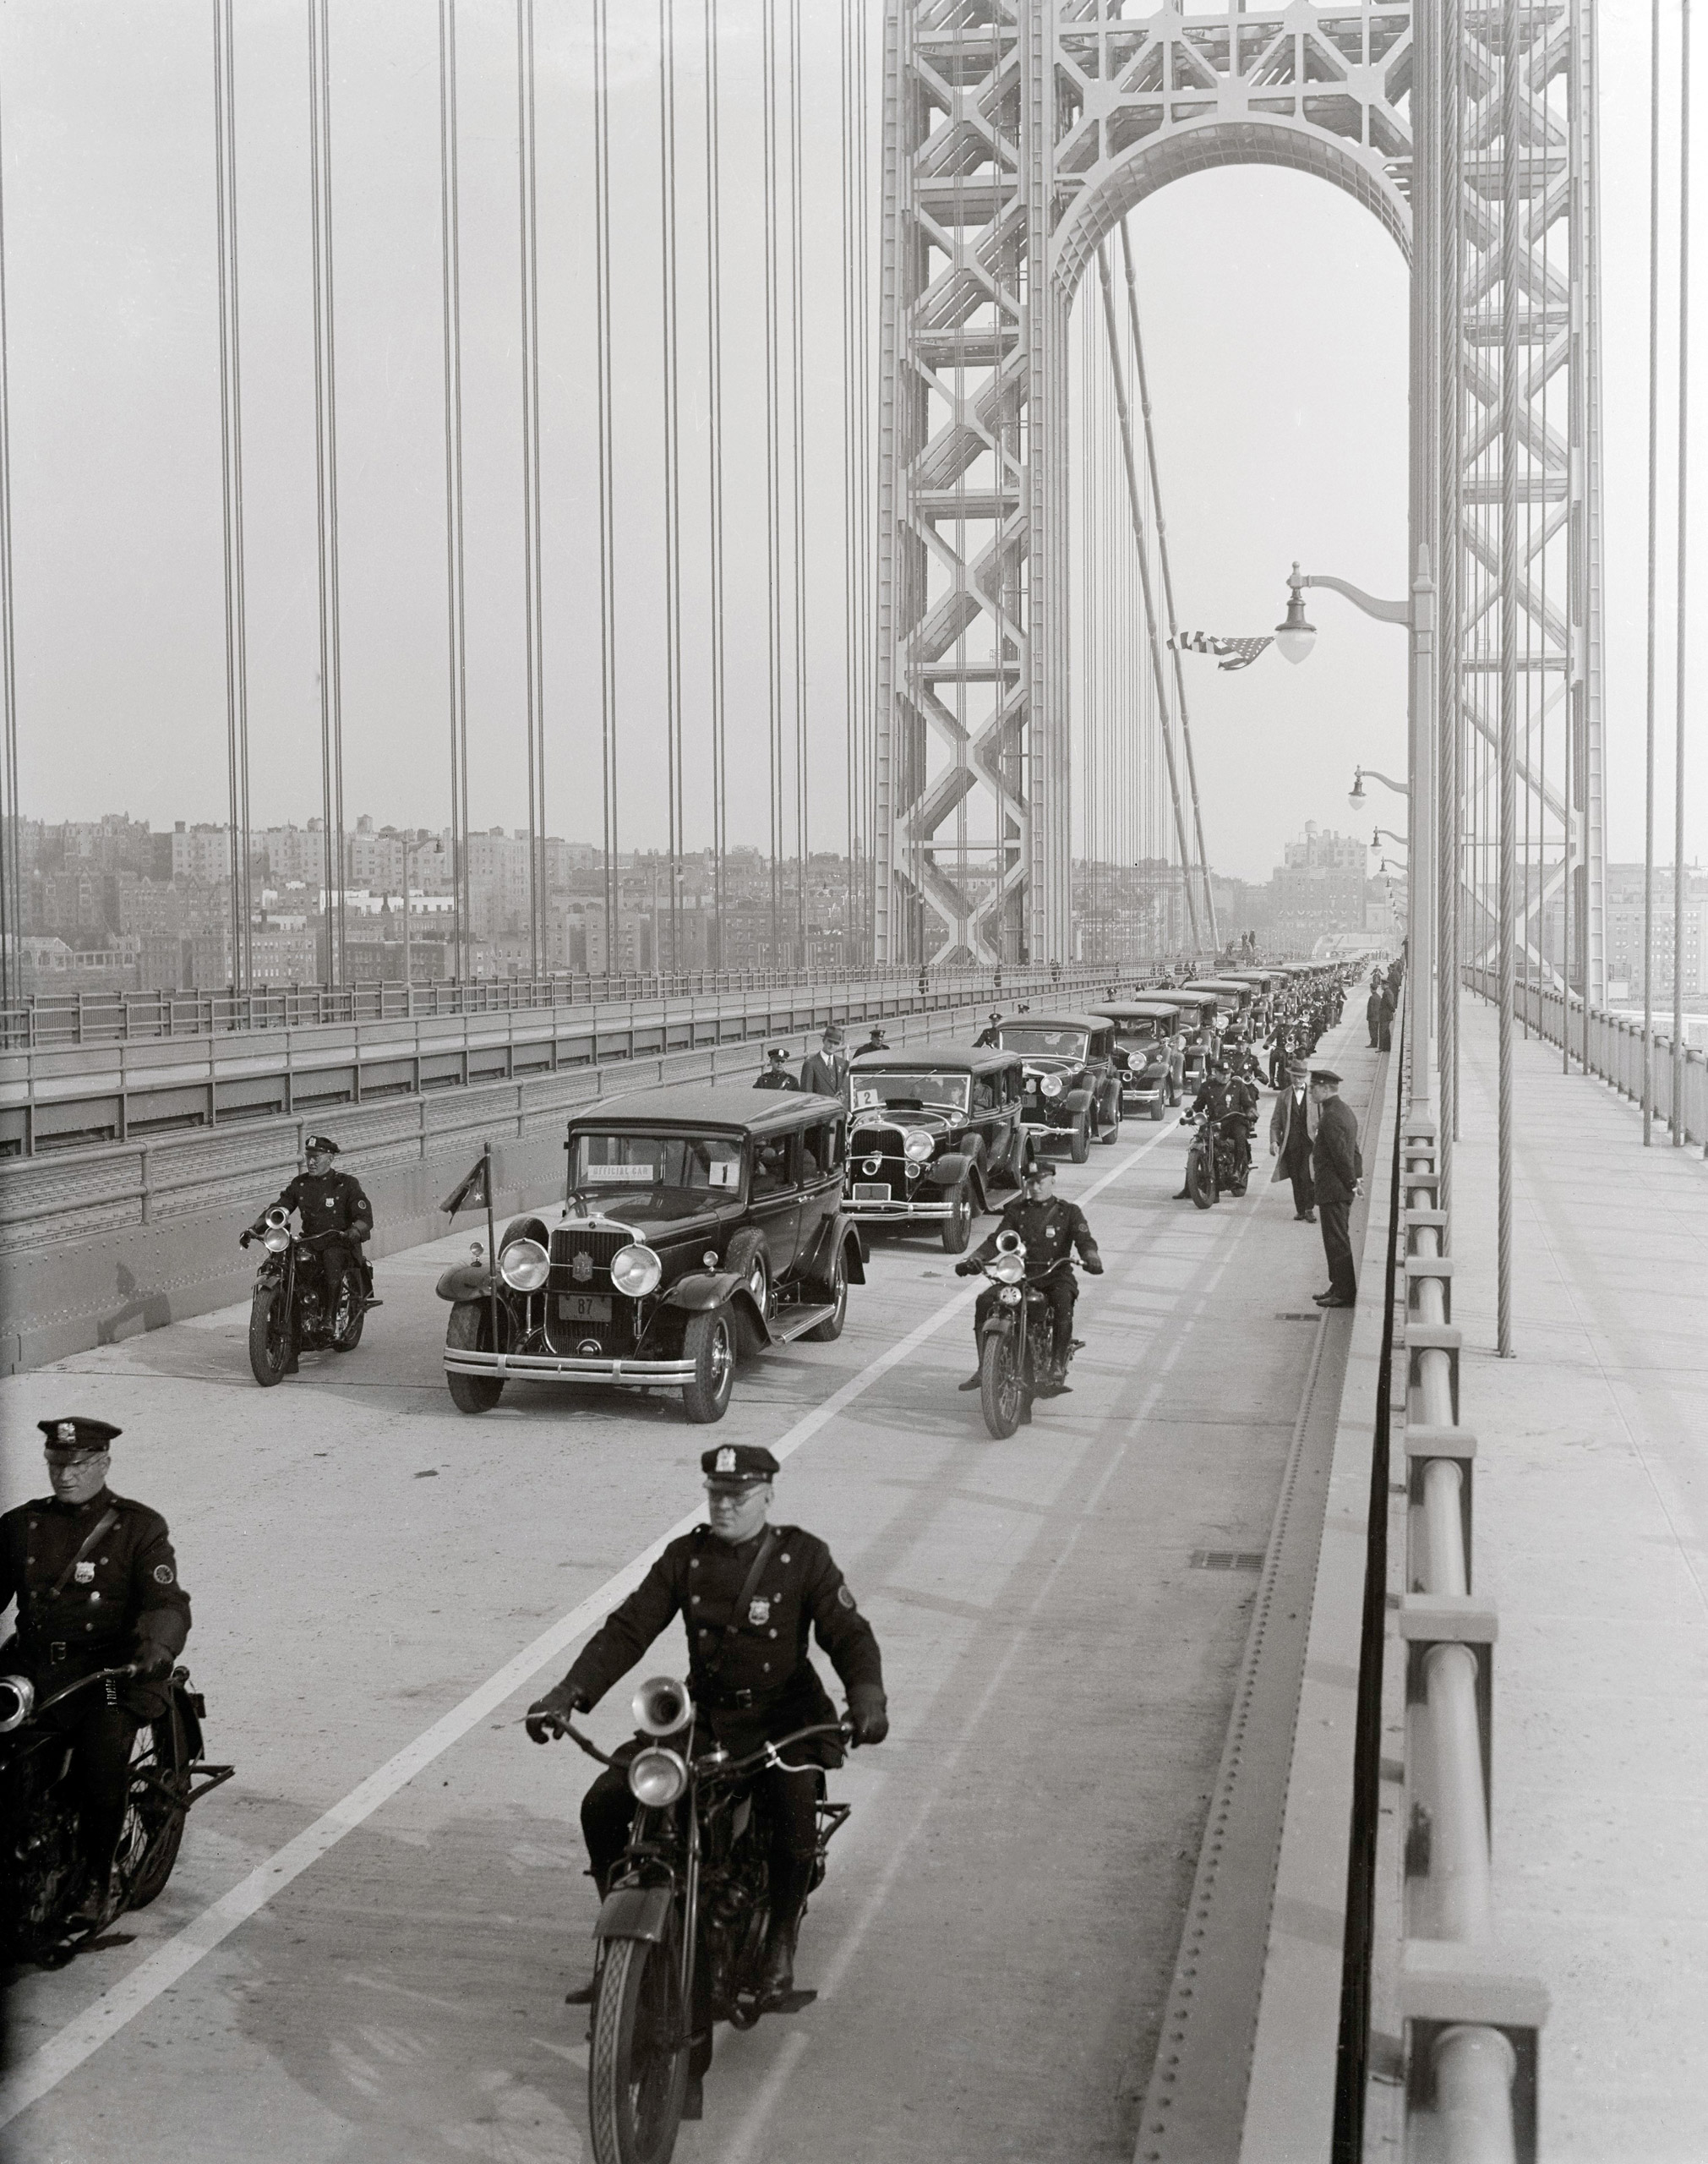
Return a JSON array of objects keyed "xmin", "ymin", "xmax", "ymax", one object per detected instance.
[{"xmin": 2, "ymin": 1118, "xmax": 1182, "ymax": 2128}]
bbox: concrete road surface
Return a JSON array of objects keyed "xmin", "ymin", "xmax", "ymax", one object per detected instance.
[{"xmin": 2, "ymin": 1024, "xmax": 1361, "ymax": 2164}]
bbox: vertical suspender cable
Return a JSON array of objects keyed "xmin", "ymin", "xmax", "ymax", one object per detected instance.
[
  {"xmin": 1673, "ymin": 0, "xmax": 1691, "ymax": 1143},
  {"xmin": 858, "ymin": 0, "xmax": 876, "ymax": 964},
  {"xmin": 761, "ymin": 0, "xmax": 784, "ymax": 963},
  {"xmin": 840, "ymin": 0, "xmax": 859, "ymax": 961},
  {"xmin": 1642, "ymin": 0, "xmax": 1662, "ymax": 1141},
  {"xmin": 517, "ymin": 0, "xmax": 546, "ymax": 981},
  {"xmin": 214, "ymin": 0, "xmax": 252, "ymax": 998},
  {"xmin": 1440, "ymin": 0, "xmax": 1462, "ymax": 1175},
  {"xmin": 702, "ymin": 0, "xmax": 728, "ymax": 965},
  {"xmin": 0, "ymin": 75, "xmax": 18, "ymax": 1025},
  {"xmin": 438, "ymin": 0, "xmax": 471, "ymax": 982},
  {"xmin": 1498, "ymin": 0, "xmax": 1521, "ymax": 1355},
  {"xmin": 788, "ymin": 0, "xmax": 809, "ymax": 962},
  {"xmin": 592, "ymin": 0, "xmax": 620, "ymax": 951},
  {"xmin": 308, "ymin": 0, "xmax": 347, "ymax": 989},
  {"xmin": 658, "ymin": 0, "xmax": 684, "ymax": 976}
]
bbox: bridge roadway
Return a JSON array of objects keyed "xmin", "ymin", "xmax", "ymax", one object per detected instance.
[{"xmin": 0, "ymin": 1014, "xmax": 1371, "ymax": 2164}]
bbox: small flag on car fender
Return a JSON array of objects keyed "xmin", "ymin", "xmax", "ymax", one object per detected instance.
[{"xmin": 440, "ymin": 1154, "xmax": 490, "ymax": 1216}]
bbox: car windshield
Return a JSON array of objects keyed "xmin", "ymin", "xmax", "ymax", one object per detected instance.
[
  {"xmin": 569, "ymin": 1133, "xmax": 744, "ymax": 1221},
  {"xmin": 1000, "ymin": 1028, "xmax": 1089, "ymax": 1060},
  {"xmin": 849, "ymin": 1071, "xmax": 970, "ymax": 1114},
  {"xmin": 1110, "ymin": 1024, "xmax": 1157, "ymax": 1048}
]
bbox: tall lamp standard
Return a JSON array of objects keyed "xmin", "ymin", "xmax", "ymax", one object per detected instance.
[{"xmin": 1278, "ymin": 558, "xmax": 1437, "ymax": 1129}]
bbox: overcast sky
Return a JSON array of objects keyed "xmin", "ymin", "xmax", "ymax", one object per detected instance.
[{"xmin": 0, "ymin": 0, "xmax": 1700, "ymax": 885}]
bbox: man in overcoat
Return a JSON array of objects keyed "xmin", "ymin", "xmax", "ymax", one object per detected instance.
[{"xmin": 1269, "ymin": 1057, "xmax": 1316, "ymax": 1221}]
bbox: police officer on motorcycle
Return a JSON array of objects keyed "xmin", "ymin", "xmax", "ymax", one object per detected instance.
[
  {"xmin": 0, "ymin": 1418, "xmax": 191, "ymax": 1926},
  {"xmin": 244, "ymin": 1134, "xmax": 376, "ymax": 1333},
  {"xmin": 954, "ymin": 1157, "xmax": 1102, "ymax": 1394}
]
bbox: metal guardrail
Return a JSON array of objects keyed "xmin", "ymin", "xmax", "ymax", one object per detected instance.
[
  {"xmin": 0, "ymin": 960, "xmax": 1186, "ymax": 1158},
  {"xmin": 1465, "ymin": 965, "xmax": 1708, "ymax": 1147}
]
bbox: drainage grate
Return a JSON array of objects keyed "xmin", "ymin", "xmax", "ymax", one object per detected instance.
[
  {"xmin": 1191, "ymin": 1551, "xmax": 1266, "ymax": 1571},
  {"xmin": 1274, "ymin": 1311, "xmax": 1322, "ymax": 1322}
]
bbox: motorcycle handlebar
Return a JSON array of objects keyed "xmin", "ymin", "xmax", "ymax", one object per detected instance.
[
  {"xmin": 31, "ymin": 1662, "xmax": 141, "ymax": 1721},
  {"xmin": 533, "ymin": 1712, "xmax": 852, "ymax": 1779}
]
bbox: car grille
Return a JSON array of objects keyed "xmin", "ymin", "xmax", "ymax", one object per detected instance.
[{"xmin": 549, "ymin": 1226, "xmax": 630, "ymax": 1291}]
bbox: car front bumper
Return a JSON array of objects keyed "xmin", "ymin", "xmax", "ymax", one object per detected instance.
[
  {"xmin": 444, "ymin": 1347, "xmax": 699, "ymax": 1388},
  {"xmin": 843, "ymin": 1194, "xmax": 955, "ymax": 1223}
]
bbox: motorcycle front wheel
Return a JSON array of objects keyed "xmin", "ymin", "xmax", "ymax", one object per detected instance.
[
  {"xmin": 121, "ymin": 1697, "xmax": 192, "ymax": 1910},
  {"xmin": 1186, "ymin": 1154, "xmax": 1216, "ymax": 1210},
  {"xmin": 588, "ymin": 1934, "xmax": 690, "ymax": 2164},
  {"xmin": 248, "ymin": 1284, "xmax": 292, "ymax": 1386},
  {"xmin": 979, "ymin": 1330, "xmax": 1024, "ymax": 1440}
]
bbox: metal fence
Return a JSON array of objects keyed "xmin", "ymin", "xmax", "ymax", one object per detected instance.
[{"xmin": 1465, "ymin": 967, "xmax": 1708, "ymax": 1148}]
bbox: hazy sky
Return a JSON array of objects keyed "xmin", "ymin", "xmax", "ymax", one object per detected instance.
[{"xmin": 1, "ymin": 0, "xmax": 1700, "ymax": 885}]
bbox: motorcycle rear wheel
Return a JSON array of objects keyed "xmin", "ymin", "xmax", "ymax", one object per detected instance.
[
  {"xmin": 248, "ymin": 1286, "xmax": 292, "ymax": 1386},
  {"xmin": 588, "ymin": 1934, "xmax": 690, "ymax": 2164},
  {"xmin": 979, "ymin": 1331, "xmax": 1024, "ymax": 1440},
  {"xmin": 122, "ymin": 1699, "xmax": 192, "ymax": 1911},
  {"xmin": 331, "ymin": 1281, "xmax": 364, "ymax": 1352}
]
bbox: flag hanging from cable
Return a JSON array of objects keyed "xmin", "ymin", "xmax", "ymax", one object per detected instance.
[
  {"xmin": 439, "ymin": 1153, "xmax": 490, "ymax": 1216},
  {"xmin": 1165, "ymin": 632, "xmax": 1273, "ymax": 671}
]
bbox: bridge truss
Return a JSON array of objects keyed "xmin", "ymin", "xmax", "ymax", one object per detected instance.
[{"xmin": 875, "ymin": 0, "xmax": 1605, "ymax": 997}]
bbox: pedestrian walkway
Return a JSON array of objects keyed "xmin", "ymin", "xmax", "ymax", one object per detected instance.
[{"xmin": 1450, "ymin": 993, "xmax": 1708, "ymax": 2161}]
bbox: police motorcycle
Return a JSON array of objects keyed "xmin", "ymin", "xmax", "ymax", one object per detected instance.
[
  {"xmin": 1181, "ymin": 1109, "xmax": 1252, "ymax": 1208},
  {"xmin": 0, "ymin": 1660, "xmax": 232, "ymax": 1965},
  {"xmin": 241, "ymin": 1205, "xmax": 367, "ymax": 1385},
  {"xmin": 962, "ymin": 1228, "xmax": 1078, "ymax": 1439},
  {"xmin": 554, "ymin": 1677, "xmax": 852, "ymax": 2164}
]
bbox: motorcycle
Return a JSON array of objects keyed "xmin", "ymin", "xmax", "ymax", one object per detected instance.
[
  {"xmin": 241, "ymin": 1206, "xmax": 368, "ymax": 1385},
  {"xmin": 0, "ymin": 1660, "xmax": 233, "ymax": 1966},
  {"xmin": 1182, "ymin": 1112, "xmax": 1252, "ymax": 1208},
  {"xmin": 551, "ymin": 1678, "xmax": 852, "ymax": 2164},
  {"xmin": 963, "ymin": 1231, "xmax": 1078, "ymax": 1439}
]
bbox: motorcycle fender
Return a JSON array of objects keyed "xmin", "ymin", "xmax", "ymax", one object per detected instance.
[
  {"xmin": 595, "ymin": 1885, "xmax": 676, "ymax": 1945},
  {"xmin": 435, "ymin": 1263, "xmax": 495, "ymax": 1303},
  {"xmin": 979, "ymin": 1310, "xmax": 1018, "ymax": 1341}
]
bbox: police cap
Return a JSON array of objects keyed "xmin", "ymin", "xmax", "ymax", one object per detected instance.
[
  {"xmin": 1310, "ymin": 1068, "xmax": 1342, "ymax": 1086},
  {"xmin": 304, "ymin": 1134, "xmax": 341, "ymax": 1156},
  {"xmin": 38, "ymin": 1416, "xmax": 121, "ymax": 1456},
  {"xmin": 701, "ymin": 1444, "xmax": 780, "ymax": 1488},
  {"xmin": 1022, "ymin": 1155, "xmax": 1056, "ymax": 1179}
]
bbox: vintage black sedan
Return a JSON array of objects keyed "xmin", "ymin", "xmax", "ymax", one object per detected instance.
[
  {"xmin": 436, "ymin": 1083, "xmax": 865, "ymax": 1424},
  {"xmin": 1091, "ymin": 999, "xmax": 1187, "ymax": 1119},
  {"xmin": 842, "ymin": 1042, "xmax": 1027, "ymax": 1252},
  {"xmin": 987, "ymin": 1012, "xmax": 1124, "ymax": 1161}
]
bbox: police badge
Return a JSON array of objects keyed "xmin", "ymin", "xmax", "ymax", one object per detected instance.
[{"xmin": 748, "ymin": 1598, "xmax": 771, "ymax": 1626}]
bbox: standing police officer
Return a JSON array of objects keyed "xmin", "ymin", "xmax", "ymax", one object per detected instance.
[
  {"xmin": 245, "ymin": 1134, "xmax": 375, "ymax": 1352},
  {"xmin": 0, "ymin": 1418, "xmax": 191, "ymax": 1925},
  {"xmin": 527, "ymin": 1443, "xmax": 887, "ymax": 2078},
  {"xmin": 955, "ymin": 1156, "xmax": 1102, "ymax": 1391}
]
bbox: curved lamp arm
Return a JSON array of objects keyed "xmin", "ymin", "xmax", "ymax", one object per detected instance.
[
  {"xmin": 1300, "ymin": 571, "xmax": 1410, "ymax": 627},
  {"xmin": 1354, "ymin": 766, "xmax": 1411, "ymax": 801}
]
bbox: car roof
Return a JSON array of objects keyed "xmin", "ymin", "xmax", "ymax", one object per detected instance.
[
  {"xmin": 570, "ymin": 1079, "xmax": 845, "ymax": 1136},
  {"xmin": 849, "ymin": 1041, "xmax": 1020, "ymax": 1074},
  {"xmin": 1180, "ymin": 979, "xmax": 1252, "ymax": 995},
  {"xmin": 1090, "ymin": 1000, "xmax": 1178, "ymax": 1020},
  {"xmin": 993, "ymin": 1011, "xmax": 1110, "ymax": 1032}
]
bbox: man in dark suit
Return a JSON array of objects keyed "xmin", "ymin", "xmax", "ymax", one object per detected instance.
[
  {"xmin": 1269, "ymin": 1057, "xmax": 1316, "ymax": 1220},
  {"xmin": 798, "ymin": 1026, "xmax": 848, "ymax": 1099},
  {"xmin": 1309, "ymin": 1069, "xmax": 1362, "ymax": 1307},
  {"xmin": 1366, "ymin": 978, "xmax": 1385, "ymax": 1047}
]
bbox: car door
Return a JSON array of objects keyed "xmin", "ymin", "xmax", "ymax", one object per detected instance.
[
  {"xmin": 793, "ymin": 1116, "xmax": 843, "ymax": 1277},
  {"xmin": 747, "ymin": 1130, "xmax": 803, "ymax": 1276}
]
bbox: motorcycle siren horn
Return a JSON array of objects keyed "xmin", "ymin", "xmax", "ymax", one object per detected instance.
[
  {"xmin": 995, "ymin": 1229, "xmax": 1023, "ymax": 1253},
  {"xmin": 265, "ymin": 1205, "xmax": 290, "ymax": 1227},
  {"xmin": 0, "ymin": 1674, "xmax": 35, "ymax": 1734},
  {"xmin": 632, "ymin": 1674, "xmax": 692, "ymax": 1737},
  {"xmin": 628, "ymin": 1747, "xmax": 690, "ymax": 1809}
]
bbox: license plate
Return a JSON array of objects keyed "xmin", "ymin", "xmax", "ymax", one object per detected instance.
[
  {"xmin": 557, "ymin": 1294, "xmax": 612, "ymax": 1322},
  {"xmin": 853, "ymin": 1183, "xmax": 891, "ymax": 1203}
]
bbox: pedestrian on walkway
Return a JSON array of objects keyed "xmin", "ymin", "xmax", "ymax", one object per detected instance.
[
  {"xmin": 1309, "ymin": 1069, "xmax": 1361, "ymax": 1308},
  {"xmin": 1269, "ymin": 1058, "xmax": 1316, "ymax": 1221},
  {"xmin": 1366, "ymin": 979, "xmax": 1384, "ymax": 1048},
  {"xmin": 1377, "ymin": 981, "xmax": 1395, "ymax": 1052}
]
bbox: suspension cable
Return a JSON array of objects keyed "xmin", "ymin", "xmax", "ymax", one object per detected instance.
[
  {"xmin": 308, "ymin": 0, "xmax": 346, "ymax": 987},
  {"xmin": 213, "ymin": 0, "xmax": 252, "ymax": 997},
  {"xmin": 702, "ymin": 0, "xmax": 728, "ymax": 964},
  {"xmin": 437, "ymin": 0, "xmax": 471, "ymax": 981},
  {"xmin": 1672, "ymin": 0, "xmax": 1692, "ymax": 1139},
  {"xmin": 761, "ymin": 0, "xmax": 784, "ymax": 962},
  {"xmin": 788, "ymin": 0, "xmax": 809, "ymax": 961},
  {"xmin": 517, "ymin": 0, "xmax": 545, "ymax": 979},
  {"xmin": 658, "ymin": 0, "xmax": 684, "ymax": 975},
  {"xmin": 0, "ymin": 74, "xmax": 17, "ymax": 1021},
  {"xmin": 592, "ymin": 0, "xmax": 620, "ymax": 947}
]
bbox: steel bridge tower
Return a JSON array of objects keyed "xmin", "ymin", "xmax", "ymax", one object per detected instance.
[{"xmin": 875, "ymin": 0, "xmax": 1605, "ymax": 992}]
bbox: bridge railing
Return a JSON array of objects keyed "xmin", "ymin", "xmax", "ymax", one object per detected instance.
[{"xmin": 1465, "ymin": 965, "xmax": 1708, "ymax": 1147}]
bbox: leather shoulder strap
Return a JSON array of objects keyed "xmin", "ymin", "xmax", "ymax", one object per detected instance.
[
  {"xmin": 46, "ymin": 1506, "xmax": 119, "ymax": 1600},
  {"xmin": 729, "ymin": 1527, "xmax": 778, "ymax": 1626}
]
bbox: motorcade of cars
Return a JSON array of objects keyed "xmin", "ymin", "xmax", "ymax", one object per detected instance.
[
  {"xmin": 1180, "ymin": 978, "xmax": 1258, "ymax": 1023},
  {"xmin": 1217, "ymin": 969, "xmax": 1280, "ymax": 1027},
  {"xmin": 1089, "ymin": 999, "xmax": 1186, "ymax": 1118},
  {"xmin": 436, "ymin": 1082, "xmax": 865, "ymax": 1424},
  {"xmin": 842, "ymin": 1042, "xmax": 1029, "ymax": 1253},
  {"xmin": 987, "ymin": 1011, "xmax": 1124, "ymax": 1161},
  {"xmin": 1168, "ymin": 991, "xmax": 1223, "ymax": 1089}
]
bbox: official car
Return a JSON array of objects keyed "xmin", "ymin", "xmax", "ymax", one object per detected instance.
[{"xmin": 842, "ymin": 1042, "xmax": 1027, "ymax": 1252}]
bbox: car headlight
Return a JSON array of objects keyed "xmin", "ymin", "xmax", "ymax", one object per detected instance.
[
  {"xmin": 988, "ymin": 1251, "xmax": 1026, "ymax": 1285},
  {"xmin": 627, "ymin": 1747, "xmax": 689, "ymax": 1808},
  {"xmin": 499, "ymin": 1237, "xmax": 550, "ymax": 1292},
  {"xmin": 610, "ymin": 1243, "xmax": 663, "ymax": 1298},
  {"xmin": 1040, "ymin": 1075, "xmax": 1062, "ymax": 1098},
  {"xmin": 263, "ymin": 1227, "xmax": 292, "ymax": 1254},
  {"xmin": 903, "ymin": 1128, "xmax": 935, "ymax": 1162}
]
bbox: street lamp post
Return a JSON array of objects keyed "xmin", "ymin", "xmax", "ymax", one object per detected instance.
[{"xmin": 1280, "ymin": 556, "xmax": 1437, "ymax": 1128}]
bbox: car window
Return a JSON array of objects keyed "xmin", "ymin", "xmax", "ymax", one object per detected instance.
[
  {"xmin": 750, "ymin": 1137, "xmax": 791, "ymax": 1197},
  {"xmin": 997, "ymin": 1028, "xmax": 1090, "ymax": 1059},
  {"xmin": 849, "ymin": 1069, "xmax": 971, "ymax": 1115},
  {"xmin": 970, "ymin": 1075, "xmax": 997, "ymax": 1113},
  {"xmin": 801, "ymin": 1119, "xmax": 842, "ymax": 1175},
  {"xmin": 570, "ymin": 1132, "xmax": 743, "ymax": 1221}
]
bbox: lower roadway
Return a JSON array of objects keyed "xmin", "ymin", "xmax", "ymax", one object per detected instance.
[{"xmin": 2, "ymin": 1013, "xmax": 1367, "ymax": 2164}]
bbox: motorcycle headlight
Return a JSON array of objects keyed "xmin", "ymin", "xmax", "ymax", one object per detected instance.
[
  {"xmin": 262, "ymin": 1227, "xmax": 292, "ymax": 1254},
  {"xmin": 987, "ymin": 1250, "xmax": 1026, "ymax": 1285},
  {"xmin": 1040, "ymin": 1075, "xmax": 1062, "ymax": 1098},
  {"xmin": 499, "ymin": 1237, "xmax": 550, "ymax": 1292},
  {"xmin": 0, "ymin": 1674, "xmax": 35, "ymax": 1734},
  {"xmin": 628, "ymin": 1747, "xmax": 689, "ymax": 1808},
  {"xmin": 610, "ymin": 1243, "xmax": 663, "ymax": 1298},
  {"xmin": 903, "ymin": 1128, "xmax": 935, "ymax": 1162}
]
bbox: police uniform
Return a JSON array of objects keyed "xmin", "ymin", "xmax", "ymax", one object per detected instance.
[
  {"xmin": 0, "ymin": 1418, "xmax": 191, "ymax": 1897},
  {"xmin": 258, "ymin": 1134, "xmax": 374, "ymax": 1316},
  {"xmin": 958, "ymin": 1185, "xmax": 1101, "ymax": 1368}
]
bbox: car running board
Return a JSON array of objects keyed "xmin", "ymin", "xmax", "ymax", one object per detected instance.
[{"xmin": 768, "ymin": 1305, "xmax": 838, "ymax": 1345}]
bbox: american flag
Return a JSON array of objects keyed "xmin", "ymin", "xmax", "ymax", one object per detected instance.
[{"xmin": 1165, "ymin": 632, "xmax": 1273, "ymax": 671}]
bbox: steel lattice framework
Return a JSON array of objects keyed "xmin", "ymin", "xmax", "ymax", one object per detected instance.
[{"xmin": 875, "ymin": 0, "xmax": 1605, "ymax": 989}]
